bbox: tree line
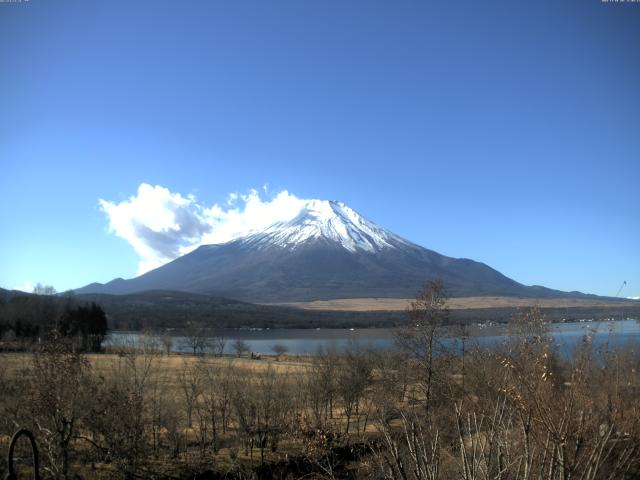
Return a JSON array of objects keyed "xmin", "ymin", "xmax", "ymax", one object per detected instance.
[{"xmin": 0, "ymin": 286, "xmax": 108, "ymax": 352}]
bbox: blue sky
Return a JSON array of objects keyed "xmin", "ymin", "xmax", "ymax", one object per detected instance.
[{"xmin": 1, "ymin": 0, "xmax": 638, "ymax": 297}]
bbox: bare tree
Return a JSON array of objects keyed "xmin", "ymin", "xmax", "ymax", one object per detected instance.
[
  {"xmin": 396, "ymin": 279, "xmax": 449, "ymax": 412},
  {"xmin": 28, "ymin": 334, "xmax": 93, "ymax": 479},
  {"xmin": 232, "ymin": 339, "xmax": 250, "ymax": 358},
  {"xmin": 376, "ymin": 410, "xmax": 441, "ymax": 480},
  {"xmin": 308, "ymin": 345, "xmax": 338, "ymax": 425},
  {"xmin": 178, "ymin": 361, "xmax": 201, "ymax": 428},
  {"xmin": 210, "ymin": 328, "xmax": 226, "ymax": 357},
  {"xmin": 140, "ymin": 329, "xmax": 162, "ymax": 354},
  {"xmin": 229, "ymin": 366, "xmax": 256, "ymax": 457},
  {"xmin": 33, "ymin": 283, "xmax": 57, "ymax": 296},
  {"xmin": 271, "ymin": 343, "xmax": 288, "ymax": 360},
  {"xmin": 336, "ymin": 342, "xmax": 373, "ymax": 434},
  {"xmin": 160, "ymin": 331, "xmax": 173, "ymax": 355},
  {"xmin": 196, "ymin": 359, "xmax": 222, "ymax": 453},
  {"xmin": 84, "ymin": 347, "xmax": 156, "ymax": 479},
  {"xmin": 183, "ymin": 323, "xmax": 208, "ymax": 355}
]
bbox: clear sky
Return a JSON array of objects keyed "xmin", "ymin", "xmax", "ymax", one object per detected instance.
[{"xmin": 1, "ymin": 0, "xmax": 638, "ymax": 297}]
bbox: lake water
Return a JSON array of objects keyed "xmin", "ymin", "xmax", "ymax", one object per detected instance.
[{"xmin": 106, "ymin": 319, "xmax": 640, "ymax": 356}]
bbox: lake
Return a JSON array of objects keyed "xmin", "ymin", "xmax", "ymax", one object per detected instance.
[{"xmin": 106, "ymin": 319, "xmax": 640, "ymax": 356}]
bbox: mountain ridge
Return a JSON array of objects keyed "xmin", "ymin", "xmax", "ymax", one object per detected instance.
[{"xmin": 75, "ymin": 199, "xmax": 598, "ymax": 302}]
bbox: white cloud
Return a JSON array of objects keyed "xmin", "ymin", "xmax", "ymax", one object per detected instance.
[
  {"xmin": 99, "ymin": 184, "xmax": 307, "ymax": 275},
  {"xmin": 226, "ymin": 192, "xmax": 239, "ymax": 205},
  {"xmin": 627, "ymin": 296, "xmax": 640, "ymax": 300}
]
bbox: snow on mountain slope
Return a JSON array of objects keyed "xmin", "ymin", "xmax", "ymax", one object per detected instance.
[{"xmin": 241, "ymin": 199, "xmax": 410, "ymax": 252}]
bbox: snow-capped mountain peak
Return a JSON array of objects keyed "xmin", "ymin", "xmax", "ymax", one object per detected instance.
[
  {"xmin": 76, "ymin": 198, "xmax": 581, "ymax": 302},
  {"xmin": 241, "ymin": 199, "xmax": 408, "ymax": 252}
]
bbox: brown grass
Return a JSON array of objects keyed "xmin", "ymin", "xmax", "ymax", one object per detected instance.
[
  {"xmin": 269, "ymin": 296, "xmax": 638, "ymax": 311},
  {"xmin": 1, "ymin": 352, "xmax": 312, "ymax": 377}
]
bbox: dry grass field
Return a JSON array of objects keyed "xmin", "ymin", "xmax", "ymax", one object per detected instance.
[
  {"xmin": 0, "ymin": 351, "xmax": 312, "ymax": 379},
  {"xmin": 1, "ymin": 304, "xmax": 639, "ymax": 479},
  {"xmin": 0, "ymin": 349, "xmax": 381, "ymax": 478},
  {"xmin": 271, "ymin": 295, "xmax": 639, "ymax": 311}
]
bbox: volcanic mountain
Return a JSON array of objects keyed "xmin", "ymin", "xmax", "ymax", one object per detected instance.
[{"xmin": 76, "ymin": 200, "xmax": 586, "ymax": 302}]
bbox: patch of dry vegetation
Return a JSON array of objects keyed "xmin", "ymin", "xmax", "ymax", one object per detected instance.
[{"xmin": 273, "ymin": 296, "xmax": 638, "ymax": 312}]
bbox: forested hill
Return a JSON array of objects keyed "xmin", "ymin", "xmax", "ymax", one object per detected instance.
[
  {"xmin": 73, "ymin": 290, "xmax": 400, "ymax": 330},
  {"xmin": 2, "ymin": 288, "xmax": 639, "ymax": 331}
]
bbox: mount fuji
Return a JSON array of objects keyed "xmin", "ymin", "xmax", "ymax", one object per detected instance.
[{"xmin": 76, "ymin": 199, "xmax": 583, "ymax": 302}]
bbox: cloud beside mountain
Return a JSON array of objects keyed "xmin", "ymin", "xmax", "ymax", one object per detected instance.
[{"xmin": 99, "ymin": 184, "xmax": 307, "ymax": 274}]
